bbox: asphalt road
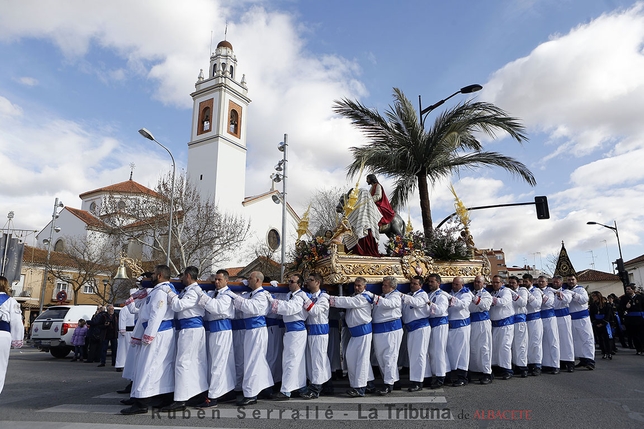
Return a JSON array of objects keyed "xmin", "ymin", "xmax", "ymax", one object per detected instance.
[{"xmin": 1, "ymin": 345, "xmax": 644, "ymax": 428}]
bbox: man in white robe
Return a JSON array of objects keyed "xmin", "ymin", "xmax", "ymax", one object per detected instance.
[
  {"xmin": 115, "ymin": 291, "xmax": 136, "ymax": 372},
  {"xmin": 508, "ymin": 276, "xmax": 529, "ymax": 378},
  {"xmin": 427, "ymin": 273, "xmax": 449, "ymax": 389},
  {"xmin": 371, "ymin": 276, "xmax": 403, "ymax": 395},
  {"xmin": 552, "ymin": 275, "xmax": 575, "ymax": 372},
  {"xmin": 0, "ymin": 276, "xmax": 24, "ymax": 395},
  {"xmin": 446, "ymin": 276, "xmax": 472, "ymax": 387},
  {"xmin": 537, "ymin": 276, "xmax": 560, "ymax": 374},
  {"xmin": 468, "ymin": 275, "xmax": 493, "ymax": 384},
  {"xmin": 567, "ymin": 275, "xmax": 595, "ymax": 370},
  {"xmin": 523, "ymin": 274, "xmax": 544, "ymax": 376},
  {"xmin": 400, "ymin": 276, "xmax": 431, "ymax": 392},
  {"xmin": 490, "ymin": 275, "xmax": 514, "ymax": 380}
]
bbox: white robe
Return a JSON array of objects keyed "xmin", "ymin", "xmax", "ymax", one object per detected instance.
[
  {"xmin": 331, "ymin": 293, "xmax": 374, "ymax": 389},
  {"xmin": 526, "ymin": 286, "xmax": 544, "ymax": 366},
  {"xmin": 115, "ymin": 304, "xmax": 134, "ymax": 369},
  {"xmin": 569, "ymin": 285, "xmax": 595, "ymax": 360},
  {"xmin": 427, "ymin": 289, "xmax": 449, "ymax": 378},
  {"xmin": 305, "ymin": 291, "xmax": 332, "ymax": 386},
  {"xmin": 372, "ymin": 290, "xmax": 403, "ymax": 385},
  {"xmin": 274, "ymin": 289, "xmax": 308, "ymax": 393},
  {"xmin": 468, "ymin": 288, "xmax": 492, "ymax": 374},
  {"xmin": 233, "ymin": 287, "xmax": 274, "ymax": 398},
  {"xmin": 554, "ymin": 288, "xmax": 574, "ymax": 362},
  {"xmin": 447, "ymin": 288, "xmax": 472, "ymax": 372},
  {"xmin": 0, "ymin": 293, "xmax": 24, "ymax": 394},
  {"xmin": 539, "ymin": 287, "xmax": 560, "ymax": 368},
  {"xmin": 131, "ymin": 283, "xmax": 176, "ymax": 399},
  {"xmin": 490, "ymin": 287, "xmax": 514, "ymax": 370},
  {"xmin": 201, "ymin": 286, "xmax": 236, "ymax": 399},
  {"xmin": 402, "ymin": 289, "xmax": 431, "ymax": 383},
  {"xmin": 122, "ymin": 298, "xmax": 144, "ymax": 382},
  {"xmin": 511, "ymin": 287, "xmax": 528, "ymax": 368}
]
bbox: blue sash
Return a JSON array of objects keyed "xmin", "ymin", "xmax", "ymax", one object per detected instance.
[
  {"xmin": 470, "ymin": 311, "xmax": 490, "ymax": 323},
  {"xmin": 595, "ymin": 314, "xmax": 605, "ymax": 320},
  {"xmin": 349, "ymin": 323, "xmax": 372, "ymax": 337},
  {"xmin": 555, "ymin": 308, "xmax": 570, "ymax": 317},
  {"xmin": 0, "ymin": 294, "xmax": 9, "ymax": 306},
  {"xmin": 492, "ymin": 316, "xmax": 513, "ymax": 328},
  {"xmin": 176, "ymin": 316, "xmax": 204, "ymax": 330},
  {"xmin": 570, "ymin": 309, "xmax": 590, "ymax": 320},
  {"xmin": 244, "ymin": 316, "xmax": 266, "ymax": 330},
  {"xmin": 513, "ymin": 314, "xmax": 527, "ymax": 323},
  {"xmin": 429, "ymin": 316, "xmax": 449, "ymax": 328},
  {"xmin": 307, "ymin": 323, "xmax": 329, "ymax": 335},
  {"xmin": 285, "ymin": 320, "xmax": 306, "ymax": 332},
  {"xmin": 372, "ymin": 318, "xmax": 402, "ymax": 334},
  {"xmin": 626, "ymin": 312, "xmax": 644, "ymax": 317},
  {"xmin": 0, "ymin": 321, "xmax": 9, "ymax": 332},
  {"xmin": 142, "ymin": 319, "xmax": 175, "ymax": 332},
  {"xmin": 405, "ymin": 318, "xmax": 430, "ymax": 332},
  {"xmin": 526, "ymin": 312, "xmax": 541, "ymax": 322},
  {"xmin": 540, "ymin": 309, "xmax": 556, "ymax": 319},
  {"xmin": 449, "ymin": 318, "xmax": 471, "ymax": 329},
  {"xmin": 207, "ymin": 319, "xmax": 232, "ymax": 332}
]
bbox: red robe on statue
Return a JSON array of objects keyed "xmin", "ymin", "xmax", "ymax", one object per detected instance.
[{"xmin": 370, "ymin": 184, "xmax": 395, "ymax": 227}]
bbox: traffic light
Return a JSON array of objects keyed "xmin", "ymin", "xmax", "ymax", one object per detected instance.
[
  {"xmin": 615, "ymin": 258, "xmax": 629, "ymax": 286},
  {"xmin": 534, "ymin": 196, "xmax": 550, "ymax": 220}
]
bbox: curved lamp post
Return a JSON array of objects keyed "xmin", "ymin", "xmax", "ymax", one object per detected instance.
[
  {"xmin": 586, "ymin": 221, "xmax": 623, "ymax": 262},
  {"xmin": 419, "ymin": 84, "xmax": 483, "ymax": 127},
  {"xmin": 138, "ymin": 128, "xmax": 175, "ymax": 268},
  {"xmin": 39, "ymin": 198, "xmax": 64, "ymax": 314},
  {"xmin": 271, "ymin": 134, "xmax": 288, "ymax": 282}
]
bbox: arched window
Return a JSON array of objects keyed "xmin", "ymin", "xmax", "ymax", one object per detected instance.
[
  {"xmin": 222, "ymin": 63, "xmax": 226, "ymax": 74},
  {"xmin": 212, "ymin": 62, "xmax": 217, "ymax": 77},
  {"xmin": 230, "ymin": 65, "xmax": 234, "ymax": 79},
  {"xmin": 54, "ymin": 239, "xmax": 64, "ymax": 252},
  {"xmin": 197, "ymin": 99, "xmax": 214, "ymax": 136},
  {"xmin": 229, "ymin": 109, "xmax": 239, "ymax": 135},
  {"xmin": 227, "ymin": 100, "xmax": 242, "ymax": 138}
]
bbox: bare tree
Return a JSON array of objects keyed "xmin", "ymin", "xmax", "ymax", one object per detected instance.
[
  {"xmin": 307, "ymin": 186, "xmax": 344, "ymax": 238},
  {"xmin": 47, "ymin": 236, "xmax": 114, "ymax": 305},
  {"xmin": 98, "ymin": 172, "xmax": 250, "ymax": 277}
]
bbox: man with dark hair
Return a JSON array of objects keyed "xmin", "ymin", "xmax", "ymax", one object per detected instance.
[
  {"xmin": 469, "ymin": 275, "xmax": 493, "ymax": 384},
  {"xmin": 552, "ymin": 275, "xmax": 575, "ymax": 372},
  {"xmin": 523, "ymin": 274, "xmax": 543, "ymax": 376},
  {"xmin": 490, "ymin": 275, "xmax": 514, "ymax": 380},
  {"xmin": 300, "ymin": 272, "xmax": 332, "ymax": 399},
  {"xmin": 426, "ymin": 273, "xmax": 449, "ymax": 389},
  {"xmin": 161, "ymin": 266, "xmax": 208, "ymax": 411},
  {"xmin": 400, "ymin": 275, "xmax": 431, "ymax": 392},
  {"xmin": 269, "ymin": 274, "xmax": 309, "ymax": 400},
  {"xmin": 122, "ymin": 265, "xmax": 176, "ymax": 415},
  {"xmin": 195, "ymin": 269, "xmax": 236, "ymax": 408},
  {"xmin": 537, "ymin": 276, "xmax": 560, "ymax": 374},
  {"xmin": 621, "ymin": 284, "xmax": 644, "ymax": 354},
  {"xmin": 366, "ymin": 174, "xmax": 395, "ymax": 228},
  {"xmin": 508, "ymin": 276, "xmax": 529, "ymax": 378},
  {"xmin": 371, "ymin": 276, "xmax": 403, "ymax": 395},
  {"xmin": 446, "ymin": 276, "xmax": 472, "ymax": 387},
  {"xmin": 567, "ymin": 275, "xmax": 595, "ymax": 370}
]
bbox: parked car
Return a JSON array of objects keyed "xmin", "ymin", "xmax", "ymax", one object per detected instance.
[{"xmin": 31, "ymin": 305, "xmax": 98, "ymax": 358}]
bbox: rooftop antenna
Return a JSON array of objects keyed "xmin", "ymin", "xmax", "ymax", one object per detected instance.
[
  {"xmin": 224, "ymin": 22, "xmax": 228, "ymax": 40},
  {"xmin": 210, "ymin": 30, "xmax": 213, "ymax": 55},
  {"xmin": 129, "ymin": 162, "xmax": 136, "ymax": 180}
]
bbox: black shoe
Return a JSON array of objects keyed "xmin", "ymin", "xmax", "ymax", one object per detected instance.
[
  {"xmin": 501, "ymin": 373, "xmax": 513, "ymax": 380},
  {"xmin": 301, "ymin": 391, "xmax": 318, "ymax": 400},
  {"xmin": 160, "ymin": 401, "xmax": 186, "ymax": 412},
  {"xmin": 551, "ymin": 368, "xmax": 560, "ymax": 374},
  {"xmin": 70, "ymin": 358, "xmax": 77, "ymax": 362},
  {"xmin": 408, "ymin": 383, "xmax": 423, "ymax": 392},
  {"xmin": 377, "ymin": 385, "xmax": 393, "ymax": 396},
  {"xmin": 585, "ymin": 364, "xmax": 595, "ymax": 370},
  {"xmin": 236, "ymin": 397, "xmax": 257, "ymax": 406},
  {"xmin": 273, "ymin": 392, "xmax": 290, "ymax": 401},
  {"xmin": 574, "ymin": 361, "xmax": 584, "ymax": 368},
  {"xmin": 452, "ymin": 379, "xmax": 466, "ymax": 387},
  {"xmin": 195, "ymin": 399, "xmax": 217, "ymax": 408},
  {"xmin": 116, "ymin": 368, "xmax": 123, "ymax": 372},
  {"xmin": 97, "ymin": 363, "xmax": 105, "ymax": 367},
  {"xmin": 117, "ymin": 382, "xmax": 133, "ymax": 394},
  {"xmin": 480, "ymin": 377, "xmax": 492, "ymax": 385},
  {"xmin": 364, "ymin": 386, "xmax": 376, "ymax": 394},
  {"xmin": 532, "ymin": 368, "xmax": 541, "ymax": 376},
  {"xmin": 608, "ymin": 354, "xmax": 613, "ymax": 360},
  {"xmin": 429, "ymin": 380, "xmax": 444, "ymax": 390},
  {"xmin": 121, "ymin": 405, "xmax": 148, "ymax": 415},
  {"xmin": 520, "ymin": 370, "xmax": 529, "ymax": 378},
  {"xmin": 346, "ymin": 388, "xmax": 364, "ymax": 398},
  {"xmin": 120, "ymin": 398, "xmax": 135, "ymax": 405},
  {"xmin": 566, "ymin": 364, "xmax": 574, "ymax": 373}
]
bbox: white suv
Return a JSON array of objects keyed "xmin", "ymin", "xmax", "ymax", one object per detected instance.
[{"xmin": 31, "ymin": 305, "xmax": 98, "ymax": 358}]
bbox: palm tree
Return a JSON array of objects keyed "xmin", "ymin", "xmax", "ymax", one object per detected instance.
[{"xmin": 333, "ymin": 87, "xmax": 536, "ymax": 238}]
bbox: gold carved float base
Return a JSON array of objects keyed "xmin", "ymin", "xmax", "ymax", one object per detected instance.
[{"xmin": 315, "ymin": 247, "xmax": 491, "ymax": 285}]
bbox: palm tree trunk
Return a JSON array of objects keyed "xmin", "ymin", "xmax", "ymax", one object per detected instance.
[{"xmin": 416, "ymin": 171, "xmax": 433, "ymax": 238}]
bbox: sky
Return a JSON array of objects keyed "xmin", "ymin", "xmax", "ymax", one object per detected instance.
[{"xmin": 1, "ymin": 0, "xmax": 643, "ymax": 275}]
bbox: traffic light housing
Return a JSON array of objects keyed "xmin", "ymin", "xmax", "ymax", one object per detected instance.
[
  {"xmin": 616, "ymin": 258, "xmax": 629, "ymax": 286},
  {"xmin": 534, "ymin": 196, "xmax": 550, "ymax": 220}
]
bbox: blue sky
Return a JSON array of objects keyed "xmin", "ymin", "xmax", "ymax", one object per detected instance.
[{"xmin": 1, "ymin": 0, "xmax": 643, "ymax": 275}]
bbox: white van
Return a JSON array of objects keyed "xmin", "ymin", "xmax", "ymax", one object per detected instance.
[{"xmin": 31, "ymin": 305, "xmax": 98, "ymax": 358}]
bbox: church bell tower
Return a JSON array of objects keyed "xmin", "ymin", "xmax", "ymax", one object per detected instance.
[{"xmin": 187, "ymin": 40, "xmax": 251, "ymax": 213}]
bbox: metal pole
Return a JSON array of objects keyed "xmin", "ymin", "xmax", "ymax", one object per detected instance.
[
  {"xmin": 152, "ymin": 139, "xmax": 175, "ymax": 268},
  {"xmin": 614, "ymin": 220, "xmax": 624, "ymax": 262},
  {"xmin": 280, "ymin": 134, "xmax": 288, "ymax": 283},
  {"xmin": 39, "ymin": 198, "xmax": 59, "ymax": 314}
]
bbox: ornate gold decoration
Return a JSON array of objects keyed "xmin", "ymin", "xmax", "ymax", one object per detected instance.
[
  {"xmin": 296, "ymin": 204, "xmax": 311, "ymax": 241},
  {"xmin": 120, "ymin": 254, "xmax": 143, "ymax": 277}
]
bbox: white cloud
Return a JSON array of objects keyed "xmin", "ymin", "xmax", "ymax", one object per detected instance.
[
  {"xmin": 16, "ymin": 77, "xmax": 38, "ymax": 86},
  {"xmin": 0, "ymin": 96, "xmax": 22, "ymax": 117}
]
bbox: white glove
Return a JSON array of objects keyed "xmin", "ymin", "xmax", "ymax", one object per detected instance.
[
  {"xmin": 400, "ymin": 294, "xmax": 411, "ymax": 304},
  {"xmin": 197, "ymin": 293, "xmax": 211, "ymax": 307},
  {"xmin": 492, "ymin": 297, "xmax": 498, "ymax": 306},
  {"xmin": 241, "ymin": 279, "xmax": 249, "ymax": 286},
  {"xmin": 319, "ymin": 292, "xmax": 331, "ymax": 301},
  {"xmin": 266, "ymin": 294, "xmax": 275, "ymax": 304},
  {"xmin": 130, "ymin": 337, "xmax": 142, "ymax": 346},
  {"xmin": 225, "ymin": 290, "xmax": 239, "ymax": 300},
  {"xmin": 302, "ymin": 298, "xmax": 313, "ymax": 309},
  {"xmin": 269, "ymin": 280, "xmax": 279, "ymax": 287}
]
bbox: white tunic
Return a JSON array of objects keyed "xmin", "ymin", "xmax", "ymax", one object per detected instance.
[
  {"xmin": 468, "ymin": 288, "xmax": 492, "ymax": 374},
  {"xmin": 539, "ymin": 286, "xmax": 560, "ymax": 368},
  {"xmin": 122, "ymin": 298, "xmax": 144, "ymax": 382},
  {"xmin": 447, "ymin": 287, "xmax": 472, "ymax": 373},
  {"xmin": 372, "ymin": 290, "xmax": 403, "ymax": 385},
  {"xmin": 266, "ymin": 292, "xmax": 287, "ymax": 382},
  {"xmin": 274, "ymin": 289, "xmax": 308, "ymax": 393},
  {"xmin": 553, "ymin": 288, "xmax": 574, "ymax": 362},
  {"xmin": 427, "ymin": 289, "xmax": 449, "ymax": 378},
  {"xmin": 201, "ymin": 286, "xmax": 236, "ymax": 399},
  {"xmin": 510, "ymin": 287, "xmax": 528, "ymax": 368},
  {"xmin": 231, "ymin": 292, "xmax": 248, "ymax": 391},
  {"xmin": 489, "ymin": 287, "xmax": 514, "ymax": 370},
  {"xmin": 526, "ymin": 286, "xmax": 544, "ymax": 366},
  {"xmin": 331, "ymin": 293, "xmax": 375, "ymax": 388},
  {"xmin": 0, "ymin": 293, "xmax": 24, "ymax": 395},
  {"xmin": 569, "ymin": 285, "xmax": 595, "ymax": 360},
  {"xmin": 234, "ymin": 287, "xmax": 274, "ymax": 398},
  {"xmin": 131, "ymin": 283, "xmax": 176, "ymax": 399},
  {"xmin": 115, "ymin": 304, "xmax": 135, "ymax": 369},
  {"xmin": 305, "ymin": 291, "xmax": 332, "ymax": 385},
  {"xmin": 402, "ymin": 289, "xmax": 431, "ymax": 383}
]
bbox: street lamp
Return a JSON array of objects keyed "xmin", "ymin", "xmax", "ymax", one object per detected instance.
[
  {"xmin": 39, "ymin": 198, "xmax": 64, "ymax": 314},
  {"xmin": 138, "ymin": 128, "xmax": 175, "ymax": 268},
  {"xmin": 418, "ymin": 84, "xmax": 483, "ymax": 128},
  {"xmin": 271, "ymin": 134, "xmax": 288, "ymax": 282},
  {"xmin": 587, "ymin": 220, "xmax": 627, "ymax": 288}
]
